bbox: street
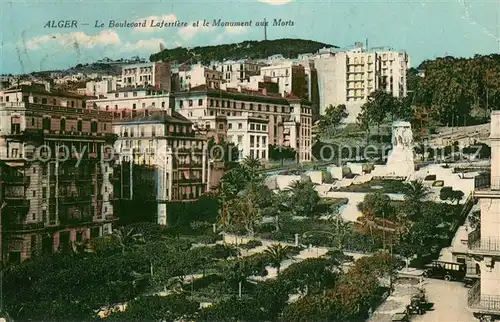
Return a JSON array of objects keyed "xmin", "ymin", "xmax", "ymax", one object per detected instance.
[{"xmin": 369, "ymin": 278, "xmax": 475, "ymax": 322}]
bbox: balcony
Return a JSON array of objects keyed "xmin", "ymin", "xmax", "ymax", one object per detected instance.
[
  {"xmin": 3, "ymin": 175, "xmax": 30, "ymax": 185},
  {"xmin": 474, "ymin": 176, "xmax": 500, "ymax": 198},
  {"xmin": 468, "ymin": 281, "xmax": 500, "ymax": 313},
  {"xmin": 174, "ymin": 178, "xmax": 203, "ymax": 184},
  {"xmin": 468, "ymin": 230, "xmax": 500, "ymax": 256},
  {"xmin": 2, "ymin": 222, "xmax": 45, "ymax": 232}
]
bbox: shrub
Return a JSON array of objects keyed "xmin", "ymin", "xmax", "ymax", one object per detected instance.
[
  {"xmin": 432, "ymin": 180, "xmax": 444, "ymax": 187},
  {"xmin": 241, "ymin": 240, "xmax": 263, "ymax": 250},
  {"xmin": 424, "ymin": 174, "xmax": 437, "ymax": 181}
]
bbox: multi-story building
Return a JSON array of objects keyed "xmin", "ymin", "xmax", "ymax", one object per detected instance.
[
  {"xmin": 259, "ymin": 62, "xmax": 308, "ymax": 99},
  {"xmin": 467, "ymin": 111, "xmax": 500, "ymax": 322},
  {"xmin": 85, "ymin": 77, "xmax": 119, "ymax": 97},
  {"xmin": 177, "ymin": 64, "xmax": 222, "ymax": 91},
  {"xmin": 215, "ymin": 60, "xmax": 262, "ymax": 83},
  {"xmin": 112, "ymin": 109, "xmax": 208, "ymax": 225},
  {"xmin": 226, "ymin": 112, "xmax": 269, "ymax": 161},
  {"xmin": 174, "ymin": 85, "xmax": 312, "ymax": 162},
  {"xmin": 314, "ymin": 44, "xmax": 409, "ymax": 121},
  {"xmin": 0, "ymin": 84, "xmax": 116, "ymax": 264},
  {"xmin": 87, "ymin": 87, "xmax": 173, "ymax": 115},
  {"xmin": 121, "ymin": 62, "xmax": 171, "ymax": 91}
]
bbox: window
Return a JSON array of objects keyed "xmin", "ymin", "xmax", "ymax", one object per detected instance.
[
  {"xmin": 133, "ymin": 103, "xmax": 136, "ymax": 109},
  {"xmin": 77, "ymin": 120, "xmax": 83, "ymax": 132},
  {"xmin": 198, "ymin": 99, "xmax": 203, "ymax": 106},
  {"xmin": 60, "ymin": 118, "xmax": 66, "ymax": 131},
  {"xmin": 31, "ymin": 118, "xmax": 35, "ymax": 126},
  {"xmin": 179, "ymin": 100, "xmax": 183, "ymax": 108},
  {"xmin": 151, "ymin": 126, "xmax": 156, "ymax": 136},
  {"xmin": 162, "ymin": 101, "xmax": 165, "ymax": 108},
  {"xmin": 228, "ymin": 123, "xmax": 232, "ymax": 129},
  {"xmin": 10, "ymin": 116, "xmax": 20, "ymax": 134},
  {"xmin": 262, "ymin": 125, "xmax": 267, "ymax": 131},
  {"xmin": 91, "ymin": 121, "xmax": 98, "ymax": 133},
  {"xmin": 133, "ymin": 92, "xmax": 137, "ymax": 97},
  {"xmin": 256, "ymin": 124, "xmax": 261, "ymax": 131},
  {"xmin": 42, "ymin": 98, "xmax": 47, "ymax": 104},
  {"xmin": 33, "ymin": 190, "xmax": 36, "ymax": 197},
  {"xmin": 205, "ymin": 122, "xmax": 211, "ymax": 130},
  {"xmin": 238, "ymin": 123, "xmax": 242, "ymax": 129},
  {"xmin": 188, "ymin": 100, "xmax": 193, "ymax": 107},
  {"xmin": 262, "ymin": 137, "xmax": 267, "ymax": 145},
  {"xmin": 238, "ymin": 135, "xmax": 243, "ymax": 143},
  {"xmin": 42, "ymin": 117, "xmax": 51, "ymax": 131},
  {"xmin": 33, "ymin": 97, "xmax": 38, "ymax": 103},
  {"xmin": 218, "ymin": 123, "xmax": 224, "ymax": 130},
  {"xmin": 250, "ymin": 124, "xmax": 255, "ymax": 130},
  {"xmin": 42, "ymin": 187, "xmax": 47, "ymax": 198},
  {"xmin": 258, "ymin": 104, "xmax": 261, "ymax": 111},
  {"xmin": 115, "ymin": 93, "xmax": 119, "ymax": 98},
  {"xmin": 210, "ymin": 99, "xmax": 214, "ymax": 107},
  {"xmin": 249, "ymin": 104, "xmax": 253, "ymax": 110}
]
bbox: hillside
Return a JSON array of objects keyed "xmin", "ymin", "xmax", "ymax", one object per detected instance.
[{"xmin": 149, "ymin": 38, "xmax": 336, "ymax": 63}]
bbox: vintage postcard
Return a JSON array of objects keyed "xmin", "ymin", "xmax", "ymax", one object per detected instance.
[{"xmin": 0, "ymin": 0, "xmax": 499, "ymax": 321}]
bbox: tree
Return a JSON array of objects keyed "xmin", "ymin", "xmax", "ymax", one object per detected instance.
[
  {"xmin": 285, "ymin": 180, "xmax": 321, "ymax": 217},
  {"xmin": 106, "ymin": 294, "xmax": 199, "ymax": 321},
  {"xmin": 318, "ymin": 104, "xmax": 349, "ymax": 137},
  {"xmin": 263, "ymin": 244, "xmax": 296, "ymax": 275},
  {"xmin": 439, "ymin": 186, "xmax": 464, "ymax": 204},
  {"xmin": 359, "ymin": 90, "xmax": 400, "ymax": 141},
  {"xmin": 357, "ymin": 192, "xmax": 394, "ymax": 219},
  {"xmin": 401, "ymin": 180, "xmax": 431, "ymax": 219},
  {"xmin": 224, "ymin": 182, "xmax": 265, "ymax": 236},
  {"xmin": 278, "ymin": 258, "xmax": 340, "ymax": 294}
]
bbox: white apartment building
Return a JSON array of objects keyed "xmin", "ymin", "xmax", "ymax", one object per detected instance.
[
  {"xmin": 215, "ymin": 60, "xmax": 261, "ymax": 83},
  {"xmin": 178, "ymin": 64, "xmax": 222, "ymax": 91},
  {"xmin": 259, "ymin": 62, "xmax": 308, "ymax": 99},
  {"xmin": 314, "ymin": 45, "xmax": 409, "ymax": 122},
  {"xmin": 87, "ymin": 87, "xmax": 173, "ymax": 115},
  {"xmin": 85, "ymin": 77, "xmax": 118, "ymax": 96},
  {"xmin": 174, "ymin": 85, "xmax": 312, "ymax": 163},
  {"xmin": 467, "ymin": 111, "xmax": 500, "ymax": 321},
  {"xmin": 113, "ymin": 109, "xmax": 208, "ymax": 225},
  {"xmin": 121, "ymin": 62, "xmax": 171, "ymax": 91},
  {"xmin": 227, "ymin": 112, "xmax": 269, "ymax": 161}
]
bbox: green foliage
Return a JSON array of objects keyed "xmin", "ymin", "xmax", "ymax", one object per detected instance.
[
  {"xmin": 106, "ymin": 294, "xmax": 199, "ymax": 321},
  {"xmin": 414, "ymin": 55, "xmax": 500, "ymax": 125},
  {"xmin": 357, "ymin": 192, "xmax": 395, "ymax": 219},
  {"xmin": 284, "ymin": 180, "xmax": 321, "ymax": 217},
  {"xmin": 278, "ymin": 258, "xmax": 340, "ymax": 294},
  {"xmin": 439, "ymin": 186, "xmax": 465, "ymax": 204},
  {"xmin": 240, "ymin": 239, "xmax": 263, "ymax": 250},
  {"xmin": 318, "ymin": 104, "xmax": 349, "ymax": 137},
  {"xmin": 269, "ymin": 144, "xmax": 297, "ymax": 162},
  {"xmin": 337, "ymin": 178, "xmax": 408, "ymax": 193},
  {"xmin": 150, "ymin": 39, "xmax": 336, "ymax": 63}
]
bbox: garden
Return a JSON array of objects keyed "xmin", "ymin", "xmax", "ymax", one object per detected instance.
[{"xmin": 336, "ymin": 178, "xmax": 409, "ymax": 193}]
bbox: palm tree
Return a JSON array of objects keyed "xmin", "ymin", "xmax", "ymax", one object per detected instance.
[
  {"xmin": 263, "ymin": 244, "xmax": 295, "ymax": 276},
  {"xmin": 242, "ymin": 155, "xmax": 261, "ymax": 170},
  {"xmin": 112, "ymin": 226, "xmax": 144, "ymax": 254},
  {"xmin": 403, "ymin": 180, "xmax": 431, "ymax": 203}
]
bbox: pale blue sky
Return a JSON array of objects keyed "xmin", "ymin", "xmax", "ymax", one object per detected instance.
[{"xmin": 0, "ymin": 0, "xmax": 499, "ymax": 74}]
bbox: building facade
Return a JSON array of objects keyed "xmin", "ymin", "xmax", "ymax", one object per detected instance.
[
  {"xmin": 215, "ymin": 60, "xmax": 262, "ymax": 83},
  {"xmin": 467, "ymin": 111, "xmax": 500, "ymax": 321},
  {"xmin": 85, "ymin": 77, "xmax": 119, "ymax": 96},
  {"xmin": 87, "ymin": 87, "xmax": 174, "ymax": 115},
  {"xmin": 112, "ymin": 109, "xmax": 208, "ymax": 225},
  {"xmin": 0, "ymin": 85, "xmax": 116, "ymax": 264},
  {"xmin": 226, "ymin": 112, "xmax": 269, "ymax": 161},
  {"xmin": 177, "ymin": 64, "xmax": 222, "ymax": 91},
  {"xmin": 121, "ymin": 62, "xmax": 171, "ymax": 91},
  {"xmin": 259, "ymin": 62, "xmax": 308, "ymax": 100},
  {"xmin": 314, "ymin": 45, "xmax": 409, "ymax": 121},
  {"xmin": 174, "ymin": 85, "xmax": 312, "ymax": 162}
]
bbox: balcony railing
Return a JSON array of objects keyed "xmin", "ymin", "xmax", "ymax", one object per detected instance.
[
  {"xmin": 2, "ymin": 222, "xmax": 45, "ymax": 231},
  {"xmin": 468, "ymin": 230, "xmax": 500, "ymax": 253},
  {"xmin": 475, "ymin": 176, "xmax": 500, "ymax": 191},
  {"xmin": 3, "ymin": 176, "xmax": 30, "ymax": 185},
  {"xmin": 468, "ymin": 281, "xmax": 500, "ymax": 312}
]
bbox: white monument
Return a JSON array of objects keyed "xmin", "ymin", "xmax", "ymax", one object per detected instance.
[{"xmin": 386, "ymin": 121, "xmax": 415, "ymax": 177}]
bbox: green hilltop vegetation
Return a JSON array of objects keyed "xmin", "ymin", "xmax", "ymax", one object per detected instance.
[{"xmin": 149, "ymin": 38, "xmax": 337, "ymax": 63}]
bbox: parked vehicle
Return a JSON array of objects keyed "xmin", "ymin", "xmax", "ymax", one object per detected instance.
[
  {"xmin": 422, "ymin": 260, "xmax": 466, "ymax": 281},
  {"xmin": 406, "ymin": 288, "xmax": 433, "ymax": 315}
]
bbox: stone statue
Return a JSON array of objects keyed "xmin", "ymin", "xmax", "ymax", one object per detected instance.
[{"xmin": 386, "ymin": 121, "xmax": 415, "ymax": 178}]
